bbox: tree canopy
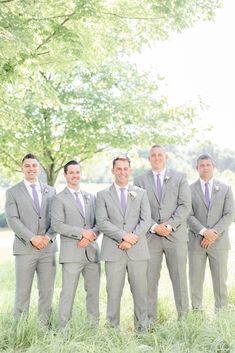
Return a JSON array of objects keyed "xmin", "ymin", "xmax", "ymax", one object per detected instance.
[{"xmin": 0, "ymin": 0, "xmax": 222, "ymax": 184}]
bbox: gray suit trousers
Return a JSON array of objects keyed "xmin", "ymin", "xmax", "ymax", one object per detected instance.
[
  {"xmin": 147, "ymin": 236, "xmax": 189, "ymax": 321},
  {"xmin": 105, "ymin": 253, "xmax": 148, "ymax": 331},
  {"xmin": 59, "ymin": 261, "xmax": 100, "ymax": 328},
  {"xmin": 15, "ymin": 252, "xmax": 56, "ymax": 325},
  {"xmin": 189, "ymin": 248, "xmax": 228, "ymax": 310}
]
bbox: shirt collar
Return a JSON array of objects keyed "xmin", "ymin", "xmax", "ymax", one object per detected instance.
[
  {"xmin": 67, "ymin": 186, "xmax": 81, "ymax": 195},
  {"xmin": 152, "ymin": 168, "xmax": 166, "ymax": 177},
  {"xmin": 114, "ymin": 183, "xmax": 129, "ymax": 192},
  {"xmin": 24, "ymin": 179, "xmax": 40, "ymax": 188},
  {"xmin": 200, "ymin": 178, "xmax": 214, "ymax": 188}
]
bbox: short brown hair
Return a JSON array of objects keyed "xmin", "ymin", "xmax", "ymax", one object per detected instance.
[
  {"xmin": 112, "ymin": 156, "xmax": 131, "ymax": 167},
  {"xmin": 22, "ymin": 154, "xmax": 39, "ymax": 164},
  {"xmin": 196, "ymin": 153, "xmax": 215, "ymax": 167},
  {"xmin": 64, "ymin": 160, "xmax": 80, "ymax": 173}
]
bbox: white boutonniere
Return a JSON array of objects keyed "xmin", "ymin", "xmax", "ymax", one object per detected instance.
[
  {"xmin": 128, "ymin": 191, "xmax": 137, "ymax": 200},
  {"xmin": 43, "ymin": 187, "xmax": 49, "ymax": 194},
  {"xmin": 164, "ymin": 175, "xmax": 170, "ymax": 182},
  {"xmin": 214, "ymin": 185, "xmax": 219, "ymax": 192}
]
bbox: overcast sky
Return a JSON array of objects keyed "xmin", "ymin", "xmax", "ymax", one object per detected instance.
[{"xmin": 137, "ymin": 0, "xmax": 235, "ymax": 149}]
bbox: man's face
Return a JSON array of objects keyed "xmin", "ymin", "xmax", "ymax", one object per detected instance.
[
  {"xmin": 148, "ymin": 146, "xmax": 168, "ymax": 172},
  {"xmin": 22, "ymin": 158, "xmax": 40, "ymax": 182},
  {"xmin": 197, "ymin": 159, "xmax": 214, "ymax": 181},
  {"xmin": 64, "ymin": 164, "xmax": 81, "ymax": 189},
  {"xmin": 112, "ymin": 160, "xmax": 131, "ymax": 187}
]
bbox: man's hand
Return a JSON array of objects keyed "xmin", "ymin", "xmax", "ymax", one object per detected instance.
[
  {"xmin": 154, "ymin": 223, "xmax": 172, "ymax": 237},
  {"xmin": 82, "ymin": 229, "xmax": 96, "ymax": 242},
  {"xmin": 77, "ymin": 237, "xmax": 90, "ymax": 248},
  {"xmin": 41, "ymin": 235, "xmax": 50, "ymax": 247},
  {"xmin": 122, "ymin": 233, "xmax": 138, "ymax": 245},
  {"xmin": 118, "ymin": 241, "xmax": 132, "ymax": 251},
  {"xmin": 31, "ymin": 235, "xmax": 49, "ymax": 250},
  {"xmin": 201, "ymin": 237, "xmax": 213, "ymax": 249},
  {"xmin": 203, "ymin": 229, "xmax": 218, "ymax": 243}
]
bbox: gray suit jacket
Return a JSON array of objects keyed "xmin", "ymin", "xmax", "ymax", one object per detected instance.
[
  {"xmin": 5, "ymin": 181, "xmax": 57, "ymax": 255},
  {"xmin": 134, "ymin": 169, "xmax": 191, "ymax": 242},
  {"xmin": 187, "ymin": 179, "xmax": 234, "ymax": 250},
  {"xmin": 96, "ymin": 184, "xmax": 151, "ymax": 261},
  {"xmin": 51, "ymin": 187, "xmax": 99, "ymax": 263}
]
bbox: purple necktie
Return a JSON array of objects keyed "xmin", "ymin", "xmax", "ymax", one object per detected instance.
[
  {"xmin": 74, "ymin": 192, "xmax": 85, "ymax": 217},
  {"xmin": 30, "ymin": 184, "xmax": 41, "ymax": 214},
  {"xmin": 156, "ymin": 174, "xmax": 162, "ymax": 201},
  {"xmin": 205, "ymin": 182, "xmax": 210, "ymax": 208},
  {"xmin": 120, "ymin": 188, "xmax": 127, "ymax": 213}
]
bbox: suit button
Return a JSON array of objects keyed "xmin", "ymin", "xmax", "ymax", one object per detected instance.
[
  {"xmin": 123, "ymin": 222, "xmax": 126, "ymax": 225},
  {"xmin": 39, "ymin": 217, "xmax": 42, "ymax": 219},
  {"xmin": 159, "ymin": 207, "xmax": 161, "ymax": 210}
]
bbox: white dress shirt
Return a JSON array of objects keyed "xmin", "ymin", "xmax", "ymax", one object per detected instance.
[
  {"xmin": 68, "ymin": 187, "xmax": 85, "ymax": 214},
  {"xmin": 200, "ymin": 178, "xmax": 213, "ymax": 200},
  {"xmin": 152, "ymin": 168, "xmax": 166, "ymax": 189},
  {"xmin": 114, "ymin": 183, "xmax": 129, "ymax": 204},
  {"xmin": 24, "ymin": 179, "xmax": 42, "ymax": 207}
]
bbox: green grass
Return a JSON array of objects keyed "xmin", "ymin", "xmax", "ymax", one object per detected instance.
[{"xmin": 1, "ymin": 262, "xmax": 235, "ymax": 353}]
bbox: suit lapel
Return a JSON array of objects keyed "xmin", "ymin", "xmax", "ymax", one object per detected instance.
[
  {"xmin": 210, "ymin": 180, "xmax": 219, "ymax": 207},
  {"xmin": 195, "ymin": 180, "xmax": 208, "ymax": 208},
  {"xmin": 160, "ymin": 169, "xmax": 171, "ymax": 201},
  {"xmin": 81, "ymin": 190, "xmax": 89, "ymax": 220},
  {"xmin": 147, "ymin": 170, "xmax": 159, "ymax": 204},
  {"xmin": 40, "ymin": 182, "xmax": 48, "ymax": 214},
  {"xmin": 19, "ymin": 181, "xmax": 39, "ymax": 215},
  {"xmin": 125, "ymin": 186, "xmax": 134, "ymax": 216},
  {"xmin": 109, "ymin": 183, "xmax": 124, "ymax": 216},
  {"xmin": 64, "ymin": 187, "xmax": 85, "ymax": 219}
]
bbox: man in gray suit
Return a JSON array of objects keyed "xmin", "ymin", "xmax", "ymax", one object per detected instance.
[
  {"xmin": 51, "ymin": 160, "xmax": 100, "ymax": 328},
  {"xmin": 134, "ymin": 145, "xmax": 191, "ymax": 323},
  {"xmin": 5, "ymin": 153, "xmax": 57, "ymax": 326},
  {"xmin": 188, "ymin": 153, "xmax": 234, "ymax": 310},
  {"xmin": 96, "ymin": 156, "xmax": 151, "ymax": 332}
]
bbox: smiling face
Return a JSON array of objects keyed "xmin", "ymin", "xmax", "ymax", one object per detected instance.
[
  {"xmin": 148, "ymin": 146, "xmax": 168, "ymax": 172},
  {"xmin": 197, "ymin": 158, "xmax": 215, "ymax": 182},
  {"xmin": 22, "ymin": 158, "xmax": 40, "ymax": 183},
  {"xmin": 112, "ymin": 159, "xmax": 132, "ymax": 187},
  {"xmin": 64, "ymin": 164, "xmax": 81, "ymax": 190}
]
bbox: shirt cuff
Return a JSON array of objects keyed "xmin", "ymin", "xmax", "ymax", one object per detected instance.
[
  {"xmin": 150, "ymin": 224, "xmax": 158, "ymax": 233},
  {"xmin": 199, "ymin": 227, "xmax": 207, "ymax": 236}
]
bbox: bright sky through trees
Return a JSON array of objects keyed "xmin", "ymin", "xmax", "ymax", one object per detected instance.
[{"xmin": 137, "ymin": 0, "xmax": 234, "ymax": 149}]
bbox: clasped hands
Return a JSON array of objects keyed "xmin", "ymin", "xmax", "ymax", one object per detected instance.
[
  {"xmin": 118, "ymin": 233, "xmax": 139, "ymax": 251},
  {"xmin": 201, "ymin": 229, "xmax": 218, "ymax": 249},
  {"xmin": 153, "ymin": 223, "xmax": 172, "ymax": 237},
  {"xmin": 77, "ymin": 229, "xmax": 96, "ymax": 248},
  {"xmin": 31, "ymin": 235, "xmax": 50, "ymax": 250}
]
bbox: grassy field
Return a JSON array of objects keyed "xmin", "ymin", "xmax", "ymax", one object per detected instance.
[{"xmin": 0, "ymin": 228, "xmax": 235, "ymax": 352}]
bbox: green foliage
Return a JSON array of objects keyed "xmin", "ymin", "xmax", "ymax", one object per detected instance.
[
  {"xmin": 0, "ymin": 59, "xmax": 198, "ymax": 185},
  {"xmin": 0, "ymin": 0, "xmax": 222, "ymax": 185},
  {"xmin": 1, "ymin": 255, "xmax": 235, "ymax": 353},
  {"xmin": 0, "ymin": 0, "xmax": 222, "ymax": 77},
  {"xmin": 1, "ymin": 305, "xmax": 235, "ymax": 352}
]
